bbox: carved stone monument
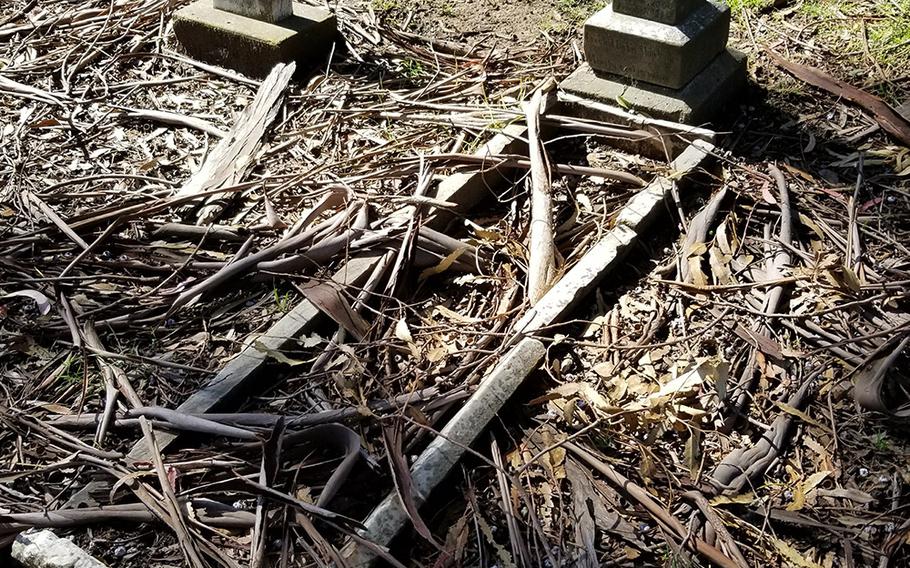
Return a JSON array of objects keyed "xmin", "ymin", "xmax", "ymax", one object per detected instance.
[
  {"xmin": 559, "ymin": 0, "xmax": 746, "ymax": 124},
  {"xmin": 173, "ymin": 0, "xmax": 337, "ymax": 78}
]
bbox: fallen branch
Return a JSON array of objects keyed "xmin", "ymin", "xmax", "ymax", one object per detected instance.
[
  {"xmin": 417, "ymin": 153, "xmax": 647, "ymax": 187},
  {"xmin": 525, "ymin": 84, "xmax": 556, "ymax": 305},
  {"xmin": 768, "ymin": 49, "xmax": 910, "ymax": 147},
  {"xmin": 121, "ymin": 108, "xmax": 227, "ymax": 138},
  {"xmin": 174, "ymin": 62, "xmax": 296, "ymax": 223}
]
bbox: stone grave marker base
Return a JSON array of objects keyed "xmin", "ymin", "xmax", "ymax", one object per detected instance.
[
  {"xmin": 559, "ymin": 49, "xmax": 747, "ymax": 125},
  {"xmin": 174, "ymin": 0, "xmax": 337, "ymax": 78}
]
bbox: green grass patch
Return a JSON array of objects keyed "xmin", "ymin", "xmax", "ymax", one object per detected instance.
[
  {"xmin": 371, "ymin": 0, "xmax": 403, "ymax": 12},
  {"xmin": 399, "ymin": 58, "xmax": 425, "ymax": 79},
  {"xmin": 556, "ymin": 0, "xmax": 607, "ymax": 25},
  {"xmin": 733, "ymin": 0, "xmax": 910, "ymax": 102},
  {"xmin": 728, "ymin": 0, "xmax": 774, "ymax": 15}
]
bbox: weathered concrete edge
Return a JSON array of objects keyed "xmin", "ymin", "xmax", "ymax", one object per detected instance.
[
  {"xmin": 615, "ymin": 139, "xmax": 714, "ymax": 232},
  {"xmin": 12, "ymin": 529, "xmax": 108, "ymax": 568},
  {"xmin": 342, "ymin": 338, "xmax": 546, "ymax": 566},
  {"xmin": 61, "ymin": 121, "xmax": 540, "ymax": 536},
  {"xmin": 515, "ymin": 138, "xmax": 712, "ymax": 335},
  {"xmin": 427, "ymin": 122, "xmax": 530, "ymax": 230},
  {"xmin": 343, "ymin": 139, "xmax": 715, "ymax": 564},
  {"xmin": 125, "ymin": 253, "xmax": 380, "ymax": 462},
  {"xmin": 49, "ymin": 60, "xmax": 544, "ymax": 568}
]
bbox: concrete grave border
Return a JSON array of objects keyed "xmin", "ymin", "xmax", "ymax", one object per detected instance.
[{"xmin": 556, "ymin": 90, "xmax": 718, "ymax": 159}]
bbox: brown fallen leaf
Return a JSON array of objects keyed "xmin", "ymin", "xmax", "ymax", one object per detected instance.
[
  {"xmin": 299, "ymin": 281, "xmax": 370, "ymax": 340},
  {"xmin": 853, "ymin": 335, "xmax": 910, "ymax": 417},
  {"xmin": 382, "ymin": 421, "xmax": 444, "ymax": 551}
]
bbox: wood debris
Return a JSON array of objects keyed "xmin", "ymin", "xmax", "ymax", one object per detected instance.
[{"xmin": 0, "ymin": 1, "xmax": 909, "ymax": 567}]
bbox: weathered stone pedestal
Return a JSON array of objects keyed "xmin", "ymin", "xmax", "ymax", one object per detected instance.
[
  {"xmin": 173, "ymin": 0, "xmax": 337, "ymax": 78},
  {"xmin": 559, "ymin": 0, "xmax": 746, "ymax": 125}
]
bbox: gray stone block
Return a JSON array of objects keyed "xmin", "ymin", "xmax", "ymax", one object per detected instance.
[
  {"xmin": 12, "ymin": 530, "xmax": 107, "ymax": 568},
  {"xmin": 214, "ymin": 0, "xmax": 292, "ymax": 23},
  {"xmin": 173, "ymin": 0, "xmax": 337, "ymax": 78},
  {"xmin": 559, "ymin": 49, "xmax": 748, "ymax": 125},
  {"xmin": 615, "ymin": 140, "xmax": 713, "ymax": 232},
  {"xmin": 555, "ymin": 92, "xmax": 717, "ymax": 159},
  {"xmin": 584, "ymin": 1, "xmax": 730, "ymax": 89},
  {"xmin": 613, "ymin": 0, "xmax": 703, "ymax": 25}
]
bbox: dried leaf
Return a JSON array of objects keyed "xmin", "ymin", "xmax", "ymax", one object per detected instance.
[
  {"xmin": 300, "ymin": 281, "xmax": 370, "ymax": 340},
  {"xmin": 262, "ymin": 195, "xmax": 286, "ymax": 229},
  {"xmin": 761, "ymin": 181, "xmax": 778, "ymax": 205},
  {"xmin": 253, "ymin": 341, "xmax": 308, "ymax": 366},
  {"xmin": 708, "ymin": 246, "xmax": 732, "ymax": 284},
  {"xmin": 1, "ymin": 289, "xmax": 53, "ymax": 315},
  {"xmin": 394, "ymin": 318, "xmax": 413, "ymax": 343},
  {"xmin": 687, "ymin": 256, "xmax": 708, "ymax": 287},
  {"xmin": 769, "ymin": 399, "xmax": 832, "ymax": 432},
  {"xmin": 640, "ymin": 359, "xmax": 728, "ymax": 408},
  {"xmin": 548, "ymin": 382, "xmax": 618, "ymax": 415},
  {"xmin": 769, "ymin": 50, "xmax": 910, "ymax": 147},
  {"xmin": 815, "ymin": 488, "xmax": 874, "ymax": 504},
  {"xmin": 592, "ymin": 361, "xmax": 614, "ymax": 378},
  {"xmin": 841, "ymin": 264, "xmax": 862, "ymax": 293},
  {"xmin": 432, "ymin": 304, "xmax": 482, "ymax": 324},
  {"xmin": 710, "ymin": 493, "xmax": 756, "ymax": 506},
  {"xmin": 394, "ymin": 318, "xmax": 420, "ymax": 359},
  {"xmin": 786, "ymin": 482, "xmax": 807, "ymax": 511},
  {"xmin": 772, "ymin": 538, "xmax": 824, "ymax": 568},
  {"xmin": 802, "ymin": 470, "xmax": 831, "ymax": 495},
  {"xmin": 685, "ymin": 430, "xmax": 702, "ymax": 479},
  {"xmin": 29, "ymin": 401, "xmax": 72, "ymax": 414},
  {"xmin": 382, "ymin": 422, "xmax": 444, "ymax": 550},
  {"xmin": 419, "ymin": 246, "xmax": 467, "ymax": 280}
]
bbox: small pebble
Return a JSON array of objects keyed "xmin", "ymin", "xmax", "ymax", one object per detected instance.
[{"xmin": 858, "ymin": 467, "xmax": 869, "ymax": 477}]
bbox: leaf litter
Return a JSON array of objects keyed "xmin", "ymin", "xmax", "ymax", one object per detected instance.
[{"xmin": 1, "ymin": 0, "xmax": 909, "ymax": 567}]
